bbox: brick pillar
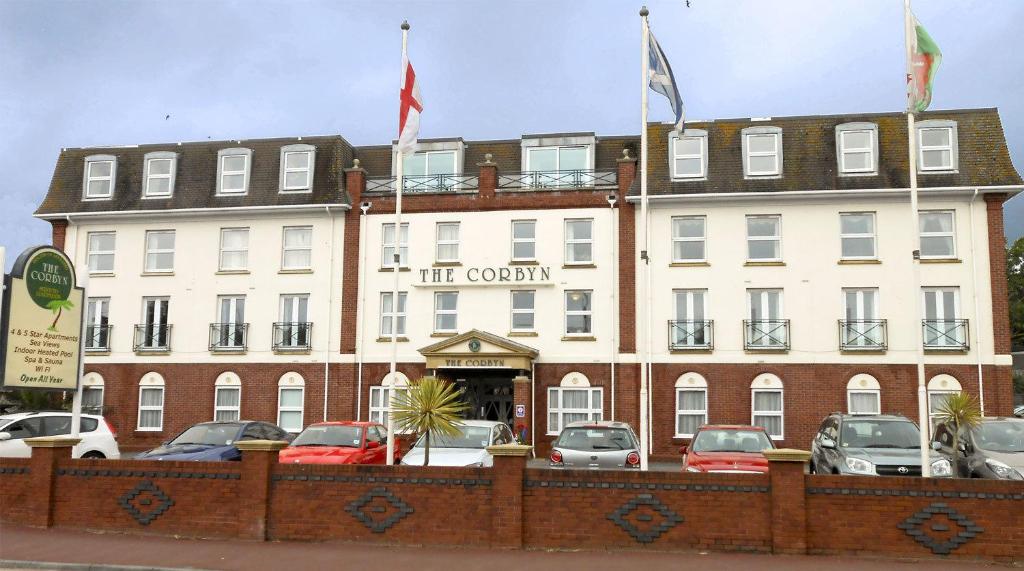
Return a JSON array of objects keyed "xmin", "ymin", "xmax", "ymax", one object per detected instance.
[
  {"xmin": 478, "ymin": 154, "xmax": 497, "ymax": 200},
  {"xmin": 616, "ymin": 149, "xmax": 637, "ymax": 354},
  {"xmin": 486, "ymin": 443, "xmax": 531, "ymax": 549},
  {"xmin": 764, "ymin": 448, "xmax": 811, "ymax": 555},
  {"xmin": 237, "ymin": 439, "xmax": 289, "ymax": 540},
  {"xmin": 340, "ymin": 160, "xmax": 367, "ymax": 354},
  {"xmin": 50, "ymin": 219, "xmax": 69, "ymax": 251},
  {"xmin": 512, "ymin": 374, "xmax": 531, "ymax": 444},
  {"xmin": 984, "ymin": 193, "xmax": 1011, "ymax": 355},
  {"xmin": 25, "ymin": 436, "xmax": 80, "ymax": 528}
]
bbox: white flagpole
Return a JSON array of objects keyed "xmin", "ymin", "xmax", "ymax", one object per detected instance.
[
  {"xmin": 904, "ymin": 0, "xmax": 931, "ymax": 477},
  {"xmin": 386, "ymin": 20, "xmax": 410, "ymax": 466},
  {"xmin": 638, "ymin": 6, "xmax": 651, "ymax": 471}
]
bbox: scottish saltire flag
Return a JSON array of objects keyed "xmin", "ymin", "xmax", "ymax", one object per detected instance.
[{"xmin": 648, "ymin": 30, "xmax": 685, "ymax": 132}]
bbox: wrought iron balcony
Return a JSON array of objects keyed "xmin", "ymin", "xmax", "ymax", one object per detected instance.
[
  {"xmin": 365, "ymin": 173, "xmax": 479, "ymax": 193},
  {"xmin": 839, "ymin": 319, "xmax": 887, "ymax": 351},
  {"xmin": 496, "ymin": 169, "xmax": 618, "ymax": 190},
  {"xmin": 743, "ymin": 319, "xmax": 790, "ymax": 351},
  {"xmin": 922, "ymin": 319, "xmax": 969, "ymax": 351},
  {"xmin": 273, "ymin": 322, "xmax": 313, "ymax": 351},
  {"xmin": 209, "ymin": 323, "xmax": 248, "ymax": 351},
  {"xmin": 133, "ymin": 324, "xmax": 172, "ymax": 352},
  {"xmin": 84, "ymin": 324, "xmax": 112, "ymax": 351},
  {"xmin": 668, "ymin": 320, "xmax": 713, "ymax": 350}
]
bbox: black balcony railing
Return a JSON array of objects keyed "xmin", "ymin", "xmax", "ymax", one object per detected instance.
[
  {"xmin": 839, "ymin": 319, "xmax": 887, "ymax": 351},
  {"xmin": 133, "ymin": 324, "xmax": 172, "ymax": 352},
  {"xmin": 84, "ymin": 324, "xmax": 112, "ymax": 351},
  {"xmin": 209, "ymin": 323, "xmax": 248, "ymax": 351},
  {"xmin": 365, "ymin": 174, "xmax": 479, "ymax": 193},
  {"xmin": 922, "ymin": 319, "xmax": 969, "ymax": 351},
  {"xmin": 744, "ymin": 319, "xmax": 790, "ymax": 350},
  {"xmin": 496, "ymin": 169, "xmax": 618, "ymax": 190},
  {"xmin": 668, "ymin": 320, "xmax": 713, "ymax": 350},
  {"xmin": 273, "ymin": 322, "xmax": 313, "ymax": 351}
]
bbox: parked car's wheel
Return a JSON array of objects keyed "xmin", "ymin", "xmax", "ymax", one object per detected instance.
[{"xmin": 82, "ymin": 451, "xmax": 105, "ymax": 459}]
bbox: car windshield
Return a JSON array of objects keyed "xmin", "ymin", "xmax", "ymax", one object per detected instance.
[
  {"xmin": 555, "ymin": 427, "xmax": 636, "ymax": 451},
  {"xmin": 840, "ymin": 420, "xmax": 919, "ymax": 449},
  {"xmin": 691, "ymin": 429, "xmax": 772, "ymax": 453},
  {"xmin": 291, "ymin": 425, "xmax": 363, "ymax": 448},
  {"xmin": 170, "ymin": 423, "xmax": 242, "ymax": 447},
  {"xmin": 416, "ymin": 425, "xmax": 491, "ymax": 449},
  {"xmin": 974, "ymin": 421, "xmax": 1024, "ymax": 453}
]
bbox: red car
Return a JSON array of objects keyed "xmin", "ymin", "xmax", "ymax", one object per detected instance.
[
  {"xmin": 278, "ymin": 421, "xmax": 399, "ymax": 465},
  {"xmin": 680, "ymin": 425, "xmax": 775, "ymax": 474}
]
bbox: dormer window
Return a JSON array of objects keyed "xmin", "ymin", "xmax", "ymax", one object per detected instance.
[
  {"xmin": 83, "ymin": 154, "xmax": 116, "ymax": 200},
  {"xmin": 917, "ymin": 120, "xmax": 958, "ymax": 172},
  {"xmin": 217, "ymin": 148, "xmax": 252, "ymax": 195},
  {"xmin": 143, "ymin": 152, "xmax": 177, "ymax": 198},
  {"xmin": 520, "ymin": 134, "xmax": 596, "ymax": 188},
  {"xmin": 836, "ymin": 122, "xmax": 878, "ymax": 175},
  {"xmin": 403, "ymin": 150, "xmax": 456, "ymax": 190},
  {"xmin": 669, "ymin": 129, "xmax": 708, "ymax": 179},
  {"xmin": 741, "ymin": 127, "xmax": 782, "ymax": 178},
  {"xmin": 280, "ymin": 144, "xmax": 315, "ymax": 192}
]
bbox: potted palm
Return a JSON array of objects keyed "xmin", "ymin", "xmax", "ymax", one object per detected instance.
[
  {"xmin": 391, "ymin": 377, "xmax": 468, "ymax": 466},
  {"xmin": 933, "ymin": 391, "xmax": 982, "ymax": 478}
]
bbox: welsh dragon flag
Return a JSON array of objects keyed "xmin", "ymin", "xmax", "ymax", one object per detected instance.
[{"xmin": 907, "ymin": 10, "xmax": 941, "ymax": 113}]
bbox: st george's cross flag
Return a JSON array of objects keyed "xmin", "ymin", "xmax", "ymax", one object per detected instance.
[
  {"xmin": 397, "ymin": 53, "xmax": 422, "ymax": 154},
  {"xmin": 647, "ymin": 30, "xmax": 685, "ymax": 132},
  {"xmin": 906, "ymin": 9, "xmax": 941, "ymax": 113}
]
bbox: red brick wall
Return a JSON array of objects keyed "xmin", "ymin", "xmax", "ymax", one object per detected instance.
[
  {"xmin": 985, "ymin": 193, "xmax": 1011, "ymax": 355},
  {"xmin": 50, "ymin": 219, "xmax": 68, "ymax": 250},
  {"xmin": 0, "ymin": 459, "xmax": 34, "ymax": 524}
]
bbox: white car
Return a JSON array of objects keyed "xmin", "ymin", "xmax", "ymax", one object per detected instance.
[
  {"xmin": 400, "ymin": 420, "xmax": 515, "ymax": 467},
  {"xmin": 0, "ymin": 411, "xmax": 120, "ymax": 459}
]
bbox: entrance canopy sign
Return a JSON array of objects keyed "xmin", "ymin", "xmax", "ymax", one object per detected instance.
[
  {"xmin": 1, "ymin": 246, "xmax": 84, "ymax": 391},
  {"xmin": 419, "ymin": 329, "xmax": 538, "ymax": 371}
]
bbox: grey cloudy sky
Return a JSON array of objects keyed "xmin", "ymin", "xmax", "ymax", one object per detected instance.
[{"xmin": 2, "ymin": 0, "xmax": 1022, "ymax": 270}]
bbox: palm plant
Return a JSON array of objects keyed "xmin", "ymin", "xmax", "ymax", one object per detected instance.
[
  {"xmin": 390, "ymin": 377, "xmax": 468, "ymax": 466},
  {"xmin": 933, "ymin": 391, "xmax": 983, "ymax": 478}
]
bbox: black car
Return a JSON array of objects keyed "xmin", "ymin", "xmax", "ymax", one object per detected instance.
[{"xmin": 135, "ymin": 420, "xmax": 293, "ymax": 461}]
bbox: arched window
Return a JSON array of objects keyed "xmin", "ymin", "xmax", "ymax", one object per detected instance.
[
  {"xmin": 547, "ymin": 372, "xmax": 602, "ymax": 435},
  {"xmin": 277, "ymin": 372, "xmax": 306, "ymax": 433},
  {"xmin": 214, "ymin": 372, "xmax": 242, "ymax": 421},
  {"xmin": 927, "ymin": 374, "xmax": 963, "ymax": 431},
  {"xmin": 369, "ymin": 372, "xmax": 409, "ymax": 430},
  {"xmin": 750, "ymin": 373, "xmax": 784, "ymax": 440},
  {"xmin": 847, "ymin": 374, "xmax": 881, "ymax": 415},
  {"xmin": 82, "ymin": 372, "xmax": 105, "ymax": 415},
  {"xmin": 675, "ymin": 373, "xmax": 708, "ymax": 438},
  {"xmin": 138, "ymin": 372, "xmax": 165, "ymax": 431}
]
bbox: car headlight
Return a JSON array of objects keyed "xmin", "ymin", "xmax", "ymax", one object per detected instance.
[
  {"xmin": 845, "ymin": 457, "xmax": 876, "ymax": 475},
  {"xmin": 685, "ymin": 466, "xmax": 702, "ymax": 473},
  {"xmin": 985, "ymin": 459, "xmax": 1024, "ymax": 480},
  {"xmin": 930, "ymin": 458, "xmax": 952, "ymax": 477}
]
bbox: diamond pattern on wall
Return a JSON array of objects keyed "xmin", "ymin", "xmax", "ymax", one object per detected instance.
[
  {"xmin": 897, "ymin": 502, "xmax": 984, "ymax": 555},
  {"xmin": 345, "ymin": 486, "xmax": 414, "ymax": 533},
  {"xmin": 118, "ymin": 480, "xmax": 174, "ymax": 525},
  {"xmin": 607, "ymin": 493, "xmax": 683, "ymax": 543}
]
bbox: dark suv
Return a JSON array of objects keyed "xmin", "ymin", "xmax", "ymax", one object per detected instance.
[{"xmin": 810, "ymin": 413, "xmax": 951, "ymax": 477}]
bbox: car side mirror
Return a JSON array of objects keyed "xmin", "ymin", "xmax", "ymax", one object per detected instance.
[
  {"xmin": 366, "ymin": 441, "xmax": 380, "ymax": 449},
  {"xmin": 957, "ymin": 442, "xmax": 970, "ymax": 453},
  {"xmin": 820, "ymin": 437, "xmax": 836, "ymax": 450},
  {"xmin": 931, "ymin": 441, "xmax": 942, "ymax": 451},
  {"xmin": 678, "ymin": 445, "xmax": 688, "ymax": 455},
  {"xmin": 0, "ymin": 432, "xmax": 11, "ymax": 441}
]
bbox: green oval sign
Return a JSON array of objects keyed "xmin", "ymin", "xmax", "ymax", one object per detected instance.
[{"xmin": 25, "ymin": 250, "xmax": 74, "ymax": 309}]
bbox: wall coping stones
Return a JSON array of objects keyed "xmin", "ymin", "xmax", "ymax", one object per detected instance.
[
  {"xmin": 236, "ymin": 440, "xmax": 290, "ymax": 451},
  {"xmin": 486, "ymin": 444, "xmax": 534, "ymax": 457},
  {"xmin": 763, "ymin": 449, "xmax": 812, "ymax": 462},
  {"xmin": 25, "ymin": 436, "xmax": 81, "ymax": 448}
]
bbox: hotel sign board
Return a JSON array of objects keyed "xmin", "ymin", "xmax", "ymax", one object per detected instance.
[
  {"xmin": 0, "ymin": 246, "xmax": 84, "ymax": 391},
  {"xmin": 416, "ymin": 265, "xmax": 553, "ymax": 288}
]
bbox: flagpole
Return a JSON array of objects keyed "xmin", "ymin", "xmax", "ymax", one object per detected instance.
[
  {"xmin": 386, "ymin": 19, "xmax": 410, "ymax": 467},
  {"xmin": 638, "ymin": 5, "xmax": 651, "ymax": 471},
  {"xmin": 904, "ymin": 0, "xmax": 931, "ymax": 477}
]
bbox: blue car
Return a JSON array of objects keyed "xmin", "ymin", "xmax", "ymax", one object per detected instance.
[{"xmin": 135, "ymin": 420, "xmax": 293, "ymax": 461}]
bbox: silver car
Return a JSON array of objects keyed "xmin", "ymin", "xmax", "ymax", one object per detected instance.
[{"xmin": 549, "ymin": 421, "xmax": 641, "ymax": 470}]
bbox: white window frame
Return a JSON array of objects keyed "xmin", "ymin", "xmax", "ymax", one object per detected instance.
[
  {"xmin": 564, "ymin": 289, "xmax": 593, "ymax": 336},
  {"xmin": 839, "ymin": 212, "xmax": 877, "ymax": 260},
  {"xmin": 919, "ymin": 210, "xmax": 957, "ymax": 259},
  {"xmin": 511, "ymin": 220, "xmax": 537, "ymax": 262},
  {"xmin": 83, "ymin": 154, "xmax": 116, "ymax": 200},
  {"xmin": 279, "ymin": 144, "xmax": 315, "ymax": 192},
  {"xmin": 564, "ymin": 218, "xmax": 594, "ymax": 265},
  {"xmin": 546, "ymin": 386, "xmax": 603, "ymax": 435},
  {"xmin": 510, "ymin": 290, "xmax": 536, "ymax": 332},
  {"xmin": 751, "ymin": 388, "xmax": 784, "ymax": 440},
  {"xmin": 216, "ymin": 148, "xmax": 252, "ymax": 195},
  {"xmin": 277, "ymin": 373, "xmax": 306, "ymax": 433},
  {"xmin": 746, "ymin": 215, "xmax": 782, "ymax": 262},
  {"xmin": 213, "ymin": 373, "xmax": 241, "ymax": 422},
  {"xmin": 916, "ymin": 120, "xmax": 958, "ymax": 172},
  {"xmin": 85, "ymin": 297, "xmax": 110, "ymax": 351},
  {"xmin": 82, "ymin": 385, "xmax": 104, "ymax": 413},
  {"xmin": 142, "ymin": 151, "xmax": 177, "ymax": 198},
  {"xmin": 144, "ymin": 230, "xmax": 175, "ymax": 273},
  {"xmin": 741, "ymin": 127, "xmax": 782, "ymax": 178},
  {"xmin": 380, "ymin": 291, "xmax": 407, "ymax": 338},
  {"xmin": 835, "ymin": 123, "xmax": 879, "ymax": 175},
  {"xmin": 525, "ymin": 145, "xmax": 591, "ymax": 173},
  {"xmin": 671, "ymin": 216, "xmax": 706, "ymax": 262},
  {"xmin": 281, "ymin": 226, "xmax": 313, "ymax": 270},
  {"xmin": 219, "ymin": 227, "xmax": 250, "ymax": 271},
  {"xmin": 382, "ymin": 222, "xmax": 409, "ymax": 268},
  {"xmin": 369, "ymin": 373, "xmax": 410, "ymax": 432},
  {"xmin": 435, "ymin": 222, "xmax": 460, "ymax": 263},
  {"xmin": 669, "ymin": 129, "xmax": 708, "ymax": 180},
  {"xmin": 922, "ymin": 287, "xmax": 963, "ymax": 348},
  {"xmin": 137, "ymin": 374, "xmax": 165, "ymax": 432},
  {"xmin": 86, "ymin": 231, "xmax": 115, "ymax": 274},
  {"xmin": 848, "ymin": 390, "xmax": 881, "ymax": 415},
  {"xmin": 675, "ymin": 387, "xmax": 708, "ymax": 439},
  {"xmin": 434, "ymin": 291, "xmax": 458, "ymax": 333}
]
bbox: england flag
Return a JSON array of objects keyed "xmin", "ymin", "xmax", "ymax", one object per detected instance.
[{"xmin": 397, "ymin": 53, "xmax": 422, "ymax": 154}]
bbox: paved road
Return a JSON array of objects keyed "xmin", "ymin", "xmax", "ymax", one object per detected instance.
[{"xmin": 0, "ymin": 524, "xmax": 1006, "ymax": 571}]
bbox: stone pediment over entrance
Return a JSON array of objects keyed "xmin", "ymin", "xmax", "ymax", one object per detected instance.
[{"xmin": 419, "ymin": 329, "xmax": 538, "ymax": 370}]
